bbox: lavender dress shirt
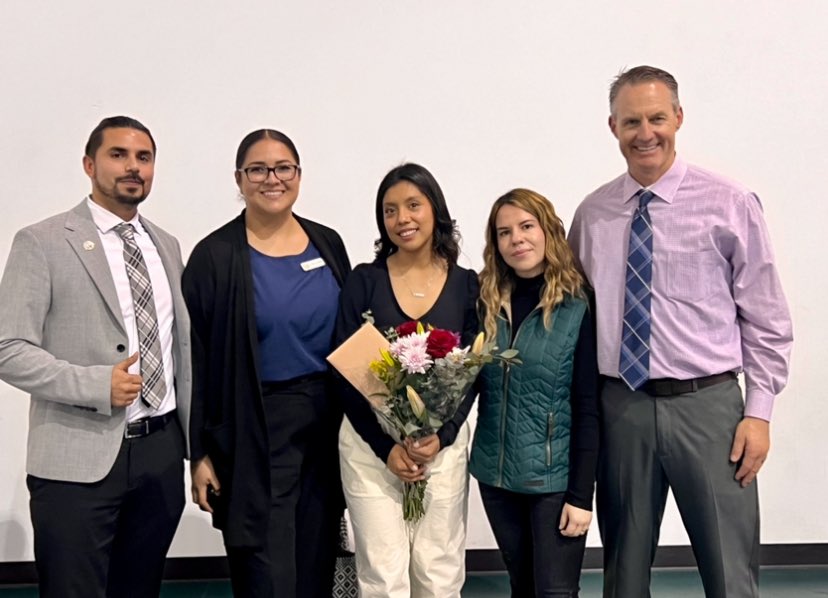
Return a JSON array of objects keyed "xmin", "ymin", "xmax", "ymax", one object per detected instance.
[{"xmin": 568, "ymin": 156, "xmax": 792, "ymax": 421}]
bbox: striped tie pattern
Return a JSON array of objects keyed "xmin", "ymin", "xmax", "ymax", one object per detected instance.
[
  {"xmin": 115, "ymin": 223, "xmax": 166, "ymax": 409},
  {"xmin": 619, "ymin": 190, "xmax": 654, "ymax": 391}
]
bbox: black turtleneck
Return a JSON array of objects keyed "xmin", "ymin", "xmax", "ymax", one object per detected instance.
[{"xmin": 510, "ymin": 274, "xmax": 545, "ymax": 341}]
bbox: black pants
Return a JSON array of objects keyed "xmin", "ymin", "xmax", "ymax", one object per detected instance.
[
  {"xmin": 226, "ymin": 375, "xmax": 342, "ymax": 598},
  {"xmin": 479, "ymin": 483, "xmax": 586, "ymax": 598},
  {"xmin": 27, "ymin": 417, "xmax": 185, "ymax": 598}
]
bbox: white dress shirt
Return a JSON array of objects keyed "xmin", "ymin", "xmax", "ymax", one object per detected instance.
[{"xmin": 87, "ymin": 197, "xmax": 176, "ymax": 421}]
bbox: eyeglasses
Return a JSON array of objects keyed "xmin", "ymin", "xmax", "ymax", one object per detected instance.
[{"xmin": 240, "ymin": 164, "xmax": 301, "ymax": 183}]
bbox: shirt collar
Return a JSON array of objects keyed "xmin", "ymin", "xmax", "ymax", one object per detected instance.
[
  {"xmin": 86, "ymin": 196, "xmax": 143, "ymax": 235},
  {"xmin": 621, "ymin": 155, "xmax": 688, "ymax": 205}
]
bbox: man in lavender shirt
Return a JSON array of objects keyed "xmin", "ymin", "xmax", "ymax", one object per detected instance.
[{"xmin": 568, "ymin": 65, "xmax": 792, "ymax": 598}]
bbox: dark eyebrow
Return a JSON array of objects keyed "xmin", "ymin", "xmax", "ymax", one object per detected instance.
[{"xmin": 245, "ymin": 160, "xmax": 294, "ymax": 167}]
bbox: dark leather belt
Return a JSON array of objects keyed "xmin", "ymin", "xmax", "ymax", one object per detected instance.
[
  {"xmin": 643, "ymin": 372, "xmax": 736, "ymax": 397},
  {"xmin": 124, "ymin": 411, "xmax": 176, "ymax": 439},
  {"xmin": 261, "ymin": 371, "xmax": 327, "ymax": 394}
]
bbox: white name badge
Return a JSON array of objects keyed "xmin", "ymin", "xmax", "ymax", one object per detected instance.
[{"xmin": 301, "ymin": 257, "xmax": 326, "ymax": 271}]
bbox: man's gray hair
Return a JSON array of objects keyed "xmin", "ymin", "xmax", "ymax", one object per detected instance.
[{"xmin": 609, "ymin": 65, "xmax": 680, "ymax": 114}]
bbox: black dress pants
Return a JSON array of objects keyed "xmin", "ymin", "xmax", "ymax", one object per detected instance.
[
  {"xmin": 226, "ymin": 375, "xmax": 342, "ymax": 598},
  {"xmin": 479, "ymin": 483, "xmax": 586, "ymax": 598},
  {"xmin": 27, "ymin": 417, "xmax": 186, "ymax": 598}
]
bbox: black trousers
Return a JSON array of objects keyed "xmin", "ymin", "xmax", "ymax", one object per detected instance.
[
  {"xmin": 27, "ymin": 417, "xmax": 186, "ymax": 598},
  {"xmin": 479, "ymin": 483, "xmax": 586, "ymax": 598},
  {"xmin": 225, "ymin": 375, "xmax": 342, "ymax": 598}
]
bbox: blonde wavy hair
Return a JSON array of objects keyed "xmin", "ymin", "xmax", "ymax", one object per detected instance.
[{"xmin": 479, "ymin": 188, "xmax": 584, "ymax": 340}]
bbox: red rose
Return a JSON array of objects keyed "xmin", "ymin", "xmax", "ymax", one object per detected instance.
[
  {"xmin": 396, "ymin": 321, "xmax": 419, "ymax": 337},
  {"xmin": 426, "ymin": 329, "xmax": 461, "ymax": 359}
]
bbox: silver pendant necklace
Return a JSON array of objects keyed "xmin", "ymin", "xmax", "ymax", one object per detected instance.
[{"xmin": 398, "ymin": 263, "xmax": 440, "ymax": 299}]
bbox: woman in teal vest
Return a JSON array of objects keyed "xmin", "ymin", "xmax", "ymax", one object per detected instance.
[{"xmin": 469, "ymin": 188, "xmax": 599, "ymax": 597}]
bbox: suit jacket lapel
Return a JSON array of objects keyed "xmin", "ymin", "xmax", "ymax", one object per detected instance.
[{"xmin": 64, "ymin": 201, "xmax": 127, "ymax": 335}]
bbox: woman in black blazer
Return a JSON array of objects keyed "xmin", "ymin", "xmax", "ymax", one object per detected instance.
[{"xmin": 183, "ymin": 129, "xmax": 351, "ymax": 597}]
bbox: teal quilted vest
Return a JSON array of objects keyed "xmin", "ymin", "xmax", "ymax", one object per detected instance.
[{"xmin": 469, "ymin": 295, "xmax": 586, "ymax": 494}]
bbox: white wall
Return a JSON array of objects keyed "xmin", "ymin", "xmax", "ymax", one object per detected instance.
[{"xmin": 1, "ymin": 0, "xmax": 825, "ymax": 560}]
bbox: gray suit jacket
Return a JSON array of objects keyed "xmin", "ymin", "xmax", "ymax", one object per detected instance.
[{"xmin": 0, "ymin": 200, "xmax": 191, "ymax": 483}]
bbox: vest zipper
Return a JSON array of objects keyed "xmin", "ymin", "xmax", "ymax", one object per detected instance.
[
  {"xmin": 546, "ymin": 411, "xmax": 555, "ymax": 467},
  {"xmin": 496, "ymin": 318, "xmax": 511, "ymax": 487},
  {"xmin": 496, "ymin": 306, "xmax": 541, "ymax": 487}
]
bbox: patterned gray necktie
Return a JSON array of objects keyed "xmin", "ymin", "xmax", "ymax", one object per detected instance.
[{"xmin": 115, "ymin": 223, "xmax": 166, "ymax": 409}]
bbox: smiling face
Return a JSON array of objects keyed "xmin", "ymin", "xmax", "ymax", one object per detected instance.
[
  {"xmin": 382, "ymin": 180, "xmax": 436, "ymax": 256},
  {"xmin": 609, "ymin": 81, "xmax": 683, "ymax": 187},
  {"xmin": 495, "ymin": 203, "xmax": 546, "ymax": 278},
  {"xmin": 83, "ymin": 127, "xmax": 155, "ymax": 220},
  {"xmin": 235, "ymin": 138, "xmax": 300, "ymax": 220}
]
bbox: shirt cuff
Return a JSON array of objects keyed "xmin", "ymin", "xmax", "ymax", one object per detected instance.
[{"xmin": 744, "ymin": 388, "xmax": 775, "ymax": 421}]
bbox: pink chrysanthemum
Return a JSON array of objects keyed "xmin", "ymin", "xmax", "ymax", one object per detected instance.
[{"xmin": 390, "ymin": 332, "xmax": 433, "ymax": 374}]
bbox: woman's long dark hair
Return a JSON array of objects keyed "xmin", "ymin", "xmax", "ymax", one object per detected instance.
[{"xmin": 373, "ymin": 163, "xmax": 460, "ymax": 264}]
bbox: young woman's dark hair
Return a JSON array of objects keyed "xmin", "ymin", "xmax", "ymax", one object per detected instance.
[
  {"xmin": 235, "ymin": 129, "xmax": 300, "ymax": 168},
  {"xmin": 373, "ymin": 163, "xmax": 460, "ymax": 264}
]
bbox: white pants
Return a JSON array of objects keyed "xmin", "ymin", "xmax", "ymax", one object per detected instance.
[{"xmin": 339, "ymin": 418, "xmax": 470, "ymax": 598}]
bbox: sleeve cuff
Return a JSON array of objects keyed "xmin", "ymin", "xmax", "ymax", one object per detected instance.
[{"xmin": 744, "ymin": 388, "xmax": 774, "ymax": 421}]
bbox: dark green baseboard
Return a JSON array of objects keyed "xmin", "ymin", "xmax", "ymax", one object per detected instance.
[{"xmin": 2, "ymin": 544, "xmax": 827, "ymax": 585}]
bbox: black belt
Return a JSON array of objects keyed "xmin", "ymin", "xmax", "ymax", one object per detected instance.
[
  {"xmin": 642, "ymin": 372, "xmax": 737, "ymax": 397},
  {"xmin": 124, "ymin": 411, "xmax": 176, "ymax": 439},
  {"xmin": 261, "ymin": 371, "xmax": 327, "ymax": 394}
]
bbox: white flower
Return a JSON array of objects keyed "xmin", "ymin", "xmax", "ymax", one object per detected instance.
[{"xmin": 444, "ymin": 346, "xmax": 469, "ymax": 366}]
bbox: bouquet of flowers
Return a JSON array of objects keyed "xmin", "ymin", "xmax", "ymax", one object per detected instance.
[{"xmin": 368, "ymin": 320, "xmax": 519, "ymax": 521}]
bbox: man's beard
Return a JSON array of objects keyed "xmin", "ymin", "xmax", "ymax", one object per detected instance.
[
  {"xmin": 114, "ymin": 192, "xmax": 146, "ymax": 206},
  {"xmin": 96, "ymin": 174, "xmax": 148, "ymax": 205}
]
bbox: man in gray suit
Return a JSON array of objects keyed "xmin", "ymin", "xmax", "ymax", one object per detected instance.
[{"xmin": 0, "ymin": 116, "xmax": 191, "ymax": 597}]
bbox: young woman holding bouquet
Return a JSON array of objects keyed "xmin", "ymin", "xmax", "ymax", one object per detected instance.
[
  {"xmin": 334, "ymin": 163, "xmax": 479, "ymax": 597},
  {"xmin": 182, "ymin": 129, "xmax": 350, "ymax": 597},
  {"xmin": 469, "ymin": 189, "xmax": 600, "ymax": 597}
]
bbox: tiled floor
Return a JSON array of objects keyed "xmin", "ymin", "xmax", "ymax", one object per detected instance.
[{"xmin": 1, "ymin": 567, "xmax": 827, "ymax": 596}]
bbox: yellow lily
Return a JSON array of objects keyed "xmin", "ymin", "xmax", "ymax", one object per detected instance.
[{"xmin": 471, "ymin": 331, "xmax": 486, "ymax": 355}]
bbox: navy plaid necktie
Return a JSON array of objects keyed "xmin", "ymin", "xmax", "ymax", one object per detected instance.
[
  {"xmin": 619, "ymin": 189, "xmax": 654, "ymax": 391},
  {"xmin": 115, "ymin": 223, "xmax": 166, "ymax": 409}
]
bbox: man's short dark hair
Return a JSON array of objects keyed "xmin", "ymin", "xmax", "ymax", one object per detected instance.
[
  {"xmin": 85, "ymin": 116, "xmax": 156, "ymax": 158},
  {"xmin": 609, "ymin": 65, "xmax": 680, "ymax": 115}
]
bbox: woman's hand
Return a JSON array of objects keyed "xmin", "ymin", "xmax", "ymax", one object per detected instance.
[
  {"xmin": 191, "ymin": 455, "xmax": 221, "ymax": 513},
  {"xmin": 404, "ymin": 434, "xmax": 441, "ymax": 464},
  {"xmin": 559, "ymin": 502, "xmax": 592, "ymax": 537},
  {"xmin": 386, "ymin": 444, "xmax": 427, "ymax": 483}
]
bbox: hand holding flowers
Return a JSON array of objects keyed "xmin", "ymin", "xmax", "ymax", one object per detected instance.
[{"xmin": 367, "ymin": 319, "xmax": 519, "ymax": 521}]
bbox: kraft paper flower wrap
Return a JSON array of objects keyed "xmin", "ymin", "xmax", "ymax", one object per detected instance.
[{"xmin": 364, "ymin": 318, "xmax": 520, "ymax": 522}]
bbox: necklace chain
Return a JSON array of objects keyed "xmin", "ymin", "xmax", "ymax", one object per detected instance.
[{"xmin": 397, "ymin": 263, "xmax": 441, "ymax": 299}]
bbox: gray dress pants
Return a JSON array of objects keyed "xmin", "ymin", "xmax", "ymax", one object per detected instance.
[{"xmin": 597, "ymin": 377, "xmax": 760, "ymax": 598}]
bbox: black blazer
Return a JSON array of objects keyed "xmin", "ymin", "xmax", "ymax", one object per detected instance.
[{"xmin": 182, "ymin": 211, "xmax": 351, "ymax": 547}]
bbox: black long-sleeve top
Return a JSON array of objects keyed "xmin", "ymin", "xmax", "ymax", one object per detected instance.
[{"xmin": 334, "ymin": 260, "xmax": 480, "ymax": 463}]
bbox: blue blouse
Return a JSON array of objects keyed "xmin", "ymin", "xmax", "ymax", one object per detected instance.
[{"xmin": 250, "ymin": 242, "xmax": 340, "ymax": 382}]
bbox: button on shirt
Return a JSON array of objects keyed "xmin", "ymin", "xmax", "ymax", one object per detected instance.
[
  {"xmin": 87, "ymin": 198, "xmax": 177, "ymax": 421},
  {"xmin": 568, "ymin": 156, "xmax": 792, "ymax": 420}
]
